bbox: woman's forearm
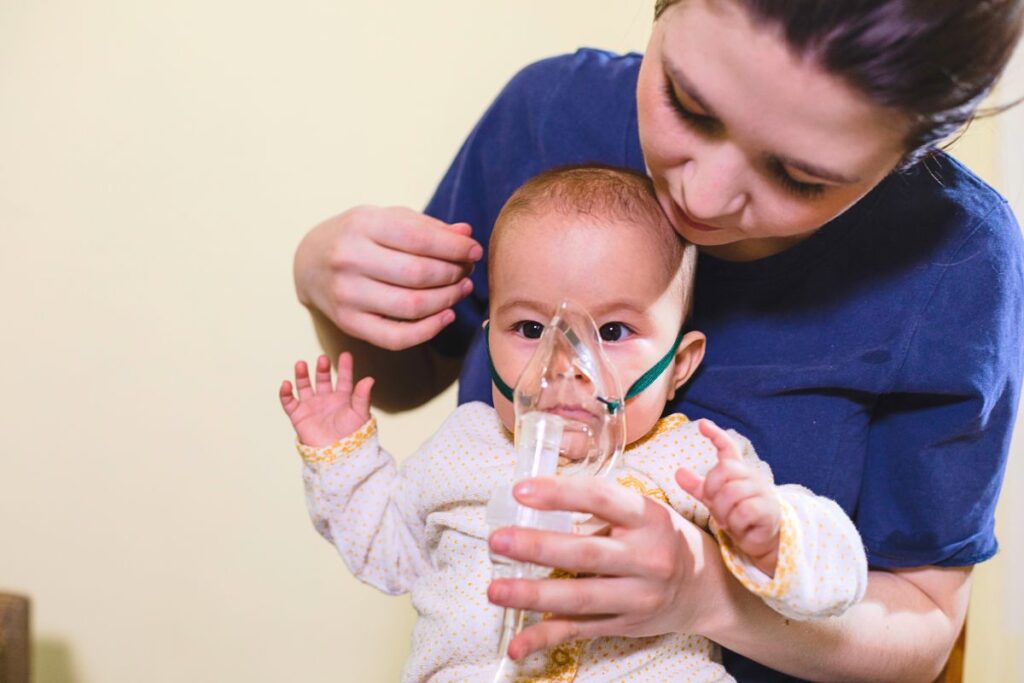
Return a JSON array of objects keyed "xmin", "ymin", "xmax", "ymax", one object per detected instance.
[
  {"xmin": 703, "ymin": 563, "xmax": 971, "ymax": 683},
  {"xmin": 308, "ymin": 307, "xmax": 461, "ymax": 413}
]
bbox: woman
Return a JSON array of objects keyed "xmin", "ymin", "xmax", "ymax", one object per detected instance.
[{"xmin": 293, "ymin": 1, "xmax": 1024, "ymax": 680}]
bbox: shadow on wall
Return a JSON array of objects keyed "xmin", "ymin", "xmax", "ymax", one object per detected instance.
[{"xmin": 33, "ymin": 638, "xmax": 78, "ymax": 683}]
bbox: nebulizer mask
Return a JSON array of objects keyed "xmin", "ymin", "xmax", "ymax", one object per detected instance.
[{"xmin": 485, "ymin": 301, "xmax": 626, "ymax": 681}]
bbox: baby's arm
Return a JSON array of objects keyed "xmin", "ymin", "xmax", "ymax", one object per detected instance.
[
  {"xmin": 279, "ymin": 353, "xmax": 430, "ymax": 594},
  {"xmin": 677, "ymin": 419, "xmax": 867, "ymax": 620}
]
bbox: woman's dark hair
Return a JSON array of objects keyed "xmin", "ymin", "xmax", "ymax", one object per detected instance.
[{"xmin": 654, "ymin": 0, "xmax": 1024, "ymax": 167}]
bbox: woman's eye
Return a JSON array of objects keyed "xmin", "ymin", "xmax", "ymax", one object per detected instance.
[
  {"xmin": 513, "ymin": 321, "xmax": 545, "ymax": 339},
  {"xmin": 598, "ymin": 322, "xmax": 633, "ymax": 342},
  {"xmin": 662, "ymin": 79, "xmax": 722, "ymax": 136},
  {"xmin": 768, "ymin": 160, "xmax": 827, "ymax": 199}
]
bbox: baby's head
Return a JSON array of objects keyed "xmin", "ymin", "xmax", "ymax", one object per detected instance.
[{"xmin": 486, "ymin": 165, "xmax": 705, "ymax": 444}]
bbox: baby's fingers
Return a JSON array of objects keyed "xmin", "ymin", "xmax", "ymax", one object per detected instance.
[
  {"xmin": 698, "ymin": 419, "xmax": 743, "ymax": 464},
  {"xmin": 675, "ymin": 466, "xmax": 706, "ymax": 504},
  {"xmin": 279, "ymin": 380, "xmax": 299, "ymax": 416},
  {"xmin": 351, "ymin": 376, "xmax": 375, "ymax": 421},
  {"xmin": 335, "ymin": 352, "xmax": 355, "ymax": 402},
  {"xmin": 314, "ymin": 354, "xmax": 333, "ymax": 394},
  {"xmin": 293, "ymin": 360, "xmax": 314, "ymax": 398}
]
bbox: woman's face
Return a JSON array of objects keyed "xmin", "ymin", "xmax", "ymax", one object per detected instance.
[{"xmin": 638, "ymin": 0, "xmax": 909, "ymax": 261}]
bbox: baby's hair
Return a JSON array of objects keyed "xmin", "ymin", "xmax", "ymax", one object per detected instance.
[{"xmin": 490, "ymin": 164, "xmax": 697, "ymax": 321}]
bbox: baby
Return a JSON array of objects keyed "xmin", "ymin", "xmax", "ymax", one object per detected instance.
[{"xmin": 280, "ymin": 166, "xmax": 867, "ymax": 682}]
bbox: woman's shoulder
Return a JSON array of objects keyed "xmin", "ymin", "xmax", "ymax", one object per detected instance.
[
  {"xmin": 879, "ymin": 153, "xmax": 1020, "ymax": 248},
  {"xmin": 497, "ymin": 49, "xmax": 642, "ymax": 141},
  {"xmin": 509, "ymin": 48, "xmax": 643, "ymax": 94}
]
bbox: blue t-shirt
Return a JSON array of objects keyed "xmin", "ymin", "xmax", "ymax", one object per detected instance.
[{"xmin": 425, "ymin": 48, "xmax": 1024, "ymax": 682}]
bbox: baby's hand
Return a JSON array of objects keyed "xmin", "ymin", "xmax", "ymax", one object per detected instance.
[
  {"xmin": 279, "ymin": 352, "xmax": 374, "ymax": 447},
  {"xmin": 675, "ymin": 419, "xmax": 781, "ymax": 576}
]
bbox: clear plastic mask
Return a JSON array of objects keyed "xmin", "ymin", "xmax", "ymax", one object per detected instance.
[
  {"xmin": 487, "ymin": 301, "xmax": 627, "ymax": 681},
  {"xmin": 512, "ymin": 300, "xmax": 626, "ymax": 478}
]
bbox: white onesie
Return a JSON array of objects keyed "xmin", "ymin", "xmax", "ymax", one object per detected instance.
[{"xmin": 298, "ymin": 402, "xmax": 866, "ymax": 682}]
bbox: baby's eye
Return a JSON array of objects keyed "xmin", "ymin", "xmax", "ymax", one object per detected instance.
[
  {"xmin": 598, "ymin": 322, "xmax": 634, "ymax": 342},
  {"xmin": 513, "ymin": 320, "xmax": 545, "ymax": 339}
]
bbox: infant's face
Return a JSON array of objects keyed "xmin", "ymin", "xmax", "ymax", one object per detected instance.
[{"xmin": 487, "ymin": 210, "xmax": 693, "ymax": 444}]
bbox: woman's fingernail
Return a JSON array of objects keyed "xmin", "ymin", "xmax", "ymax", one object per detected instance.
[
  {"xmin": 513, "ymin": 482, "xmax": 534, "ymax": 499},
  {"xmin": 441, "ymin": 310, "xmax": 455, "ymax": 325},
  {"xmin": 490, "ymin": 530, "xmax": 511, "ymax": 554},
  {"xmin": 460, "ymin": 279, "xmax": 473, "ymax": 294},
  {"xmin": 489, "ymin": 582, "xmax": 508, "ymax": 602},
  {"xmin": 469, "ymin": 245, "xmax": 483, "ymax": 261}
]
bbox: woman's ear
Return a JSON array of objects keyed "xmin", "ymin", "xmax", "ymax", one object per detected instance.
[{"xmin": 667, "ymin": 330, "xmax": 706, "ymax": 400}]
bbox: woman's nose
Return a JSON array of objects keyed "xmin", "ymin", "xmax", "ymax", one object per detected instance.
[{"xmin": 680, "ymin": 142, "xmax": 748, "ymax": 220}]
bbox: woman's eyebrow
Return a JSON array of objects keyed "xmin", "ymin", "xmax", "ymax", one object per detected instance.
[{"xmin": 664, "ymin": 59, "xmax": 861, "ymax": 185}]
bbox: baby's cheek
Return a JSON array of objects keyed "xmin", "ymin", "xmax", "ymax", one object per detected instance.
[{"xmin": 623, "ymin": 393, "xmax": 668, "ymax": 445}]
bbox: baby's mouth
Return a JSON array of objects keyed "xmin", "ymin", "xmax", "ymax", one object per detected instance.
[{"xmin": 544, "ymin": 404, "xmax": 599, "ymax": 424}]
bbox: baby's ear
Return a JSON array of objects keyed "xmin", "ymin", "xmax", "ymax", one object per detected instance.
[{"xmin": 668, "ymin": 331, "xmax": 706, "ymax": 399}]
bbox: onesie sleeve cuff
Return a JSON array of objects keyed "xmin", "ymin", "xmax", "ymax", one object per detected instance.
[
  {"xmin": 295, "ymin": 418, "xmax": 377, "ymax": 465},
  {"xmin": 714, "ymin": 496, "xmax": 799, "ymax": 601}
]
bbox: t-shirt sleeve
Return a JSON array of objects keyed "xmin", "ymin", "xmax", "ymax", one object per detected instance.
[
  {"xmin": 859, "ymin": 199, "xmax": 1024, "ymax": 567},
  {"xmin": 423, "ymin": 57, "xmax": 570, "ymax": 359},
  {"xmin": 422, "ymin": 49, "xmax": 642, "ymax": 363}
]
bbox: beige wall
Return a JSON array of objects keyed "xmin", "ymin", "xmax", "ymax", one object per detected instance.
[
  {"xmin": 957, "ymin": 43, "xmax": 1024, "ymax": 683},
  {"xmin": 0, "ymin": 2, "xmax": 651, "ymax": 682},
  {"xmin": 0, "ymin": 2, "xmax": 1019, "ymax": 682}
]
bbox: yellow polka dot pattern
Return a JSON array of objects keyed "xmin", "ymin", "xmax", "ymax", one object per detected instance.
[
  {"xmin": 625, "ymin": 413, "xmax": 689, "ymax": 451},
  {"xmin": 715, "ymin": 498, "xmax": 798, "ymax": 600},
  {"xmin": 297, "ymin": 403, "xmax": 866, "ymax": 681},
  {"xmin": 615, "ymin": 474, "xmax": 670, "ymax": 505},
  {"xmin": 295, "ymin": 418, "xmax": 376, "ymax": 464}
]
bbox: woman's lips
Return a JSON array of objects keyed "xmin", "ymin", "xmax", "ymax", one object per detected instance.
[{"xmin": 674, "ymin": 203, "xmax": 723, "ymax": 233}]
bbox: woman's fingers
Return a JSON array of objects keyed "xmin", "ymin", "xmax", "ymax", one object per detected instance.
[
  {"xmin": 344, "ymin": 275, "xmax": 473, "ymax": 322},
  {"xmin": 489, "ymin": 527, "xmax": 663, "ymax": 578},
  {"xmin": 343, "ymin": 308, "xmax": 457, "ymax": 351},
  {"xmin": 510, "ymin": 476, "xmax": 649, "ymax": 529},
  {"xmin": 350, "ymin": 242, "xmax": 472, "ymax": 289},
  {"xmin": 371, "ymin": 209, "xmax": 482, "ymax": 264},
  {"xmin": 297, "ymin": 206, "xmax": 481, "ymax": 350},
  {"xmin": 489, "ymin": 575, "xmax": 649, "ymax": 617},
  {"xmin": 506, "ymin": 615, "xmax": 638, "ymax": 661}
]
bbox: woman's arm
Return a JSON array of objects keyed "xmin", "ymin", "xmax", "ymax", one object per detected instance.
[
  {"xmin": 709, "ymin": 564, "xmax": 970, "ymax": 683},
  {"xmin": 486, "ymin": 476, "xmax": 969, "ymax": 683}
]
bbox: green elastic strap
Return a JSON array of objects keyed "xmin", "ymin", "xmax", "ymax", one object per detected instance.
[
  {"xmin": 484, "ymin": 322, "xmax": 516, "ymax": 403},
  {"xmin": 483, "ymin": 323, "xmax": 687, "ymax": 415},
  {"xmin": 623, "ymin": 325, "xmax": 686, "ymax": 399}
]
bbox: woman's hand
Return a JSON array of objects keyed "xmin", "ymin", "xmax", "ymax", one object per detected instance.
[
  {"xmin": 294, "ymin": 205, "xmax": 483, "ymax": 351},
  {"xmin": 486, "ymin": 475, "xmax": 729, "ymax": 660}
]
